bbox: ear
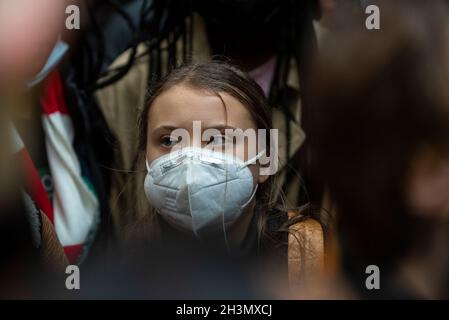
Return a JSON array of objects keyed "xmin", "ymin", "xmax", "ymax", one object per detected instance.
[{"xmin": 406, "ymin": 151, "xmax": 449, "ymax": 219}]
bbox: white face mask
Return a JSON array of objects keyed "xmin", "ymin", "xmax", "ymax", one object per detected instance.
[{"xmin": 144, "ymin": 147, "xmax": 264, "ymax": 237}]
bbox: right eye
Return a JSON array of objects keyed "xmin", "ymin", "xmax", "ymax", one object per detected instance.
[
  {"xmin": 160, "ymin": 135, "xmax": 178, "ymax": 148},
  {"xmin": 207, "ymin": 135, "xmax": 227, "ymax": 146}
]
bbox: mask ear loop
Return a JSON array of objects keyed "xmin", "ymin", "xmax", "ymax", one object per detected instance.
[
  {"xmin": 243, "ymin": 150, "xmax": 266, "ymax": 167},
  {"xmin": 222, "ymin": 150, "xmax": 265, "ymax": 254}
]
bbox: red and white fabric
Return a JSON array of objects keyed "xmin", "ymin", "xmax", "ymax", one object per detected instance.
[{"xmin": 40, "ymin": 71, "xmax": 99, "ymax": 263}]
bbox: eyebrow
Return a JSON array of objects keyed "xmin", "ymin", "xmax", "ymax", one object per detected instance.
[
  {"xmin": 152, "ymin": 124, "xmax": 238, "ymax": 135},
  {"xmin": 203, "ymin": 125, "xmax": 238, "ymax": 131},
  {"xmin": 152, "ymin": 125, "xmax": 178, "ymax": 135}
]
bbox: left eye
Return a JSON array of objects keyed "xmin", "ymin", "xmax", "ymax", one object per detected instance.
[{"xmin": 160, "ymin": 135, "xmax": 178, "ymax": 148}]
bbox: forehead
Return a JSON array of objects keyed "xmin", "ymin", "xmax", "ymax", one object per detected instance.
[{"xmin": 147, "ymin": 84, "xmax": 257, "ymax": 130}]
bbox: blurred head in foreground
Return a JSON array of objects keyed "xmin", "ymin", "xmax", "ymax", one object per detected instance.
[{"xmin": 311, "ymin": 0, "xmax": 449, "ymax": 298}]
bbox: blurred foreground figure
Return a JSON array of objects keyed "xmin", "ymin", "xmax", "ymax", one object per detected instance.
[
  {"xmin": 0, "ymin": 0, "xmax": 70, "ymax": 298},
  {"xmin": 1, "ymin": 0, "xmax": 115, "ymax": 267},
  {"xmin": 0, "ymin": 0, "xmax": 66, "ymax": 86},
  {"xmin": 311, "ymin": 0, "xmax": 449, "ymax": 299}
]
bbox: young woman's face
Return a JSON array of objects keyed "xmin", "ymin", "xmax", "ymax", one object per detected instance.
[{"xmin": 146, "ymin": 84, "xmax": 268, "ymax": 185}]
